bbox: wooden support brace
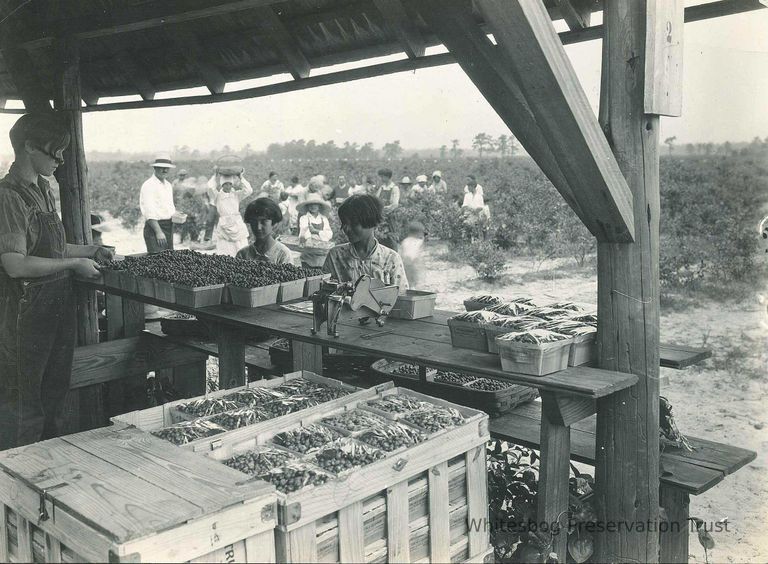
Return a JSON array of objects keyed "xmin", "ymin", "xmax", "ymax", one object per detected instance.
[
  {"xmin": 0, "ymin": 41, "xmax": 51, "ymax": 111},
  {"xmin": 291, "ymin": 340, "xmax": 323, "ymax": 374},
  {"xmin": 418, "ymin": 0, "xmax": 592, "ymax": 235},
  {"xmin": 174, "ymin": 29, "xmax": 227, "ymax": 94},
  {"xmin": 338, "ymin": 501, "xmax": 365, "ymax": 562},
  {"xmin": 428, "ymin": 461, "xmax": 451, "ymax": 563},
  {"xmin": 541, "ymin": 391, "xmax": 596, "ymax": 426},
  {"xmin": 216, "ymin": 325, "xmax": 246, "ymax": 389},
  {"xmin": 114, "ymin": 50, "xmax": 156, "ymax": 100},
  {"xmin": 372, "ymin": 0, "xmax": 426, "ymax": 58},
  {"xmin": 659, "ymin": 485, "xmax": 690, "ymax": 563},
  {"xmin": 475, "ymin": 0, "xmax": 636, "ymax": 243},
  {"xmin": 386, "ymin": 481, "xmax": 411, "ymax": 563},
  {"xmin": 537, "ymin": 393, "xmax": 571, "ymax": 562},
  {"xmin": 255, "ymin": 6, "xmax": 311, "ymax": 79}
]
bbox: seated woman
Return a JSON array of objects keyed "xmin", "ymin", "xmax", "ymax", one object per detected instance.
[
  {"xmin": 237, "ymin": 198, "xmax": 293, "ymax": 264},
  {"xmin": 323, "ymin": 194, "xmax": 408, "ymax": 292}
]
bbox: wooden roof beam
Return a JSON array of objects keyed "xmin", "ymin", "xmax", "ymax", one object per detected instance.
[
  {"xmin": 0, "ymin": 44, "xmax": 51, "ymax": 111},
  {"xmin": 174, "ymin": 29, "xmax": 226, "ymax": 94},
  {"xmin": 255, "ymin": 7, "xmax": 311, "ymax": 79},
  {"xmin": 113, "ymin": 50, "xmax": 156, "ymax": 101},
  {"xmin": 418, "ymin": 0, "xmax": 591, "ymax": 231},
  {"xmin": 372, "ymin": 0, "xmax": 426, "ymax": 59},
  {"xmin": 552, "ymin": 0, "xmax": 594, "ymax": 30},
  {"xmin": 475, "ymin": 0, "xmax": 635, "ymax": 242}
]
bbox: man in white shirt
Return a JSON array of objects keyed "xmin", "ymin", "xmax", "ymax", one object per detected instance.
[
  {"xmin": 140, "ymin": 155, "xmax": 177, "ymax": 253},
  {"xmin": 259, "ymin": 171, "xmax": 284, "ymax": 201}
]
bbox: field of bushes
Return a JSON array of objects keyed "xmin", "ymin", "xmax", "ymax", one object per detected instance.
[{"xmin": 82, "ymin": 154, "xmax": 767, "ymax": 293}]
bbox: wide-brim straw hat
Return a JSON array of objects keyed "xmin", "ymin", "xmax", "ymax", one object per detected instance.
[
  {"xmin": 297, "ymin": 193, "xmax": 332, "ymax": 214},
  {"xmin": 415, "ymin": 174, "xmax": 428, "ymax": 183},
  {"xmin": 432, "ymin": 170, "xmax": 442, "ymax": 178},
  {"xmin": 400, "ymin": 176, "xmax": 412, "ymax": 184},
  {"xmin": 151, "ymin": 154, "xmax": 176, "ymax": 168}
]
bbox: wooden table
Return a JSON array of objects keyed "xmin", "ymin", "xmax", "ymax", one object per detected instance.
[{"xmin": 80, "ymin": 281, "xmax": 640, "ymax": 561}]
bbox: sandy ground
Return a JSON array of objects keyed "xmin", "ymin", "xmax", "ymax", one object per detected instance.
[{"xmin": 101, "ymin": 223, "xmax": 766, "ymax": 563}]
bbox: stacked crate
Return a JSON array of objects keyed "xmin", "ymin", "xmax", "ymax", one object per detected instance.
[{"xmin": 0, "ymin": 424, "xmax": 276, "ymax": 563}]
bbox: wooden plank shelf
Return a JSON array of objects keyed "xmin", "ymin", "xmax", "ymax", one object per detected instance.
[{"xmin": 489, "ymin": 401, "xmax": 756, "ymax": 495}]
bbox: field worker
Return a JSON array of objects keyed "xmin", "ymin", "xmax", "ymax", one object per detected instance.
[
  {"xmin": 400, "ymin": 221, "xmax": 426, "ymax": 288},
  {"xmin": 0, "ymin": 113, "xmax": 112, "ymax": 449},
  {"xmin": 324, "ymin": 194, "xmax": 408, "ymax": 292},
  {"xmin": 410, "ymin": 174, "xmax": 429, "ymax": 196},
  {"xmin": 398, "ymin": 176, "xmax": 412, "ymax": 201},
  {"xmin": 333, "ymin": 174, "xmax": 350, "ymax": 205},
  {"xmin": 375, "ymin": 168, "xmax": 400, "ymax": 211},
  {"xmin": 285, "ymin": 175, "xmax": 306, "ymax": 234},
  {"xmin": 462, "ymin": 175, "xmax": 485, "ymax": 209},
  {"xmin": 237, "ymin": 198, "xmax": 293, "ymax": 265},
  {"xmin": 260, "ymin": 171, "xmax": 284, "ymax": 201},
  {"xmin": 298, "ymin": 192, "xmax": 333, "ymax": 268},
  {"xmin": 207, "ymin": 156, "xmax": 253, "ymax": 256},
  {"xmin": 140, "ymin": 154, "xmax": 177, "ymax": 253},
  {"xmin": 430, "ymin": 170, "xmax": 447, "ymax": 193},
  {"xmin": 172, "ymin": 169, "xmax": 188, "ymax": 190}
]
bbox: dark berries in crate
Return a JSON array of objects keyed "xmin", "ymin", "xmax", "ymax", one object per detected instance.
[
  {"xmin": 390, "ymin": 363, "xmax": 421, "ymax": 377},
  {"xmin": 225, "ymin": 448, "xmax": 296, "ymax": 477},
  {"xmin": 322, "ymin": 410, "xmax": 385, "ymax": 432},
  {"xmin": 209, "ymin": 407, "xmax": 269, "ymax": 430},
  {"xmin": 367, "ymin": 395, "xmax": 423, "ymax": 414},
  {"xmin": 151, "ymin": 420, "xmax": 226, "ymax": 445},
  {"xmin": 358, "ymin": 423, "xmax": 427, "ymax": 452},
  {"xmin": 314, "ymin": 439, "xmax": 385, "ymax": 473},
  {"xmin": 264, "ymin": 396, "xmax": 320, "ymax": 417},
  {"xmin": 404, "ymin": 405, "xmax": 466, "ymax": 433},
  {"xmin": 263, "ymin": 464, "xmax": 330, "ymax": 493},
  {"xmin": 433, "ymin": 370, "xmax": 477, "ymax": 386},
  {"xmin": 271, "ymin": 424, "xmax": 342, "ymax": 454},
  {"xmin": 466, "ymin": 377, "xmax": 512, "ymax": 391}
]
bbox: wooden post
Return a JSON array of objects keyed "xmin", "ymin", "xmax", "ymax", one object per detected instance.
[
  {"xmin": 595, "ymin": 1, "xmax": 661, "ymax": 561},
  {"xmin": 216, "ymin": 325, "xmax": 246, "ymax": 389},
  {"xmin": 52, "ymin": 35, "xmax": 104, "ymax": 432},
  {"xmin": 659, "ymin": 485, "xmax": 690, "ymax": 563}
]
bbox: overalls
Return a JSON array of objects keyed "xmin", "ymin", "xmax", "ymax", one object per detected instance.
[{"xmin": 0, "ymin": 184, "xmax": 76, "ymax": 449}]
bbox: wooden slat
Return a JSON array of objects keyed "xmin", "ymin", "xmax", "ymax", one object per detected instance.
[
  {"xmin": 45, "ymin": 533, "xmax": 63, "ymax": 563},
  {"xmin": 292, "ymin": 339, "xmax": 323, "ymax": 374},
  {"xmin": 537, "ymin": 394, "xmax": 570, "ymax": 561},
  {"xmin": 373, "ymin": 0, "xmax": 426, "ymax": 58},
  {"xmin": 0, "ymin": 505, "xmax": 8, "ymax": 563},
  {"xmin": 644, "ymin": 0, "xmax": 684, "ymax": 116},
  {"xmin": 465, "ymin": 446, "xmax": 489, "ymax": 558},
  {"xmin": 659, "ymin": 343, "xmax": 711, "ymax": 369},
  {"xmin": 476, "ymin": 0, "xmax": 635, "ymax": 243},
  {"xmin": 245, "ymin": 529, "xmax": 277, "ymax": 564},
  {"xmin": 428, "ymin": 461, "xmax": 450, "ymax": 563},
  {"xmin": 338, "ymin": 501, "xmax": 365, "ymax": 562},
  {"xmin": 276, "ymin": 522, "xmax": 317, "ymax": 562},
  {"xmin": 15, "ymin": 515, "xmax": 32, "ymax": 563},
  {"xmin": 386, "ymin": 481, "xmax": 411, "ymax": 563},
  {"xmin": 216, "ymin": 325, "xmax": 247, "ymax": 389},
  {"xmin": 122, "ymin": 298, "xmax": 145, "ymax": 337}
]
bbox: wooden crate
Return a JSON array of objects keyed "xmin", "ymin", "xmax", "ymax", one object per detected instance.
[
  {"xmin": 201, "ymin": 387, "xmax": 492, "ymax": 563},
  {"xmin": 0, "ymin": 424, "xmax": 277, "ymax": 563},
  {"xmin": 112, "ymin": 371, "xmax": 387, "ymax": 453}
]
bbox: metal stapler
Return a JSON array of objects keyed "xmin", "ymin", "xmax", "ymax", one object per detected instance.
[{"xmin": 311, "ymin": 275, "xmax": 400, "ymax": 337}]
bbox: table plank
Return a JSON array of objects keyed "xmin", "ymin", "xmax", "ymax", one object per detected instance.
[{"xmin": 490, "ymin": 402, "xmax": 756, "ymax": 495}]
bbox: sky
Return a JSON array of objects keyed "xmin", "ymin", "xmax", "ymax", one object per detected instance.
[{"xmin": 0, "ymin": 5, "xmax": 766, "ymax": 158}]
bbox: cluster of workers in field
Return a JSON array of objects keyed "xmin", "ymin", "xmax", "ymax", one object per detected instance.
[{"xmin": 0, "ymin": 112, "xmax": 490, "ymax": 450}]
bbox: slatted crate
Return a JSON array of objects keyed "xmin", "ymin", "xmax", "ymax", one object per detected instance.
[
  {"xmin": 201, "ymin": 387, "xmax": 493, "ymax": 563},
  {"xmin": 112, "ymin": 371, "xmax": 378, "ymax": 453},
  {"xmin": 0, "ymin": 424, "xmax": 277, "ymax": 563}
]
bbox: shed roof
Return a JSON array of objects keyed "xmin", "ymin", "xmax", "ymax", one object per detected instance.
[{"xmin": 0, "ymin": 0, "xmax": 764, "ymax": 112}]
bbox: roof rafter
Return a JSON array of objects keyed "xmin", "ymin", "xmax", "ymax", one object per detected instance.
[
  {"xmin": 255, "ymin": 6, "xmax": 311, "ymax": 79},
  {"xmin": 113, "ymin": 50, "xmax": 156, "ymax": 101},
  {"xmin": 174, "ymin": 28, "xmax": 227, "ymax": 94},
  {"xmin": 475, "ymin": 0, "xmax": 635, "ymax": 242},
  {"xmin": 553, "ymin": 0, "xmax": 594, "ymax": 30},
  {"xmin": 372, "ymin": 0, "xmax": 426, "ymax": 58}
]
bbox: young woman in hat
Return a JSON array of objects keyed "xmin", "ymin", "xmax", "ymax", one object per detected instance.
[
  {"xmin": 140, "ymin": 154, "xmax": 177, "ymax": 253},
  {"xmin": 207, "ymin": 156, "xmax": 253, "ymax": 257},
  {"xmin": 297, "ymin": 193, "xmax": 333, "ymax": 268},
  {"xmin": 0, "ymin": 113, "xmax": 113, "ymax": 449}
]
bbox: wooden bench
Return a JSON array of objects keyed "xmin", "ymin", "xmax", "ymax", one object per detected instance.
[{"xmin": 489, "ymin": 401, "xmax": 756, "ymax": 562}]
